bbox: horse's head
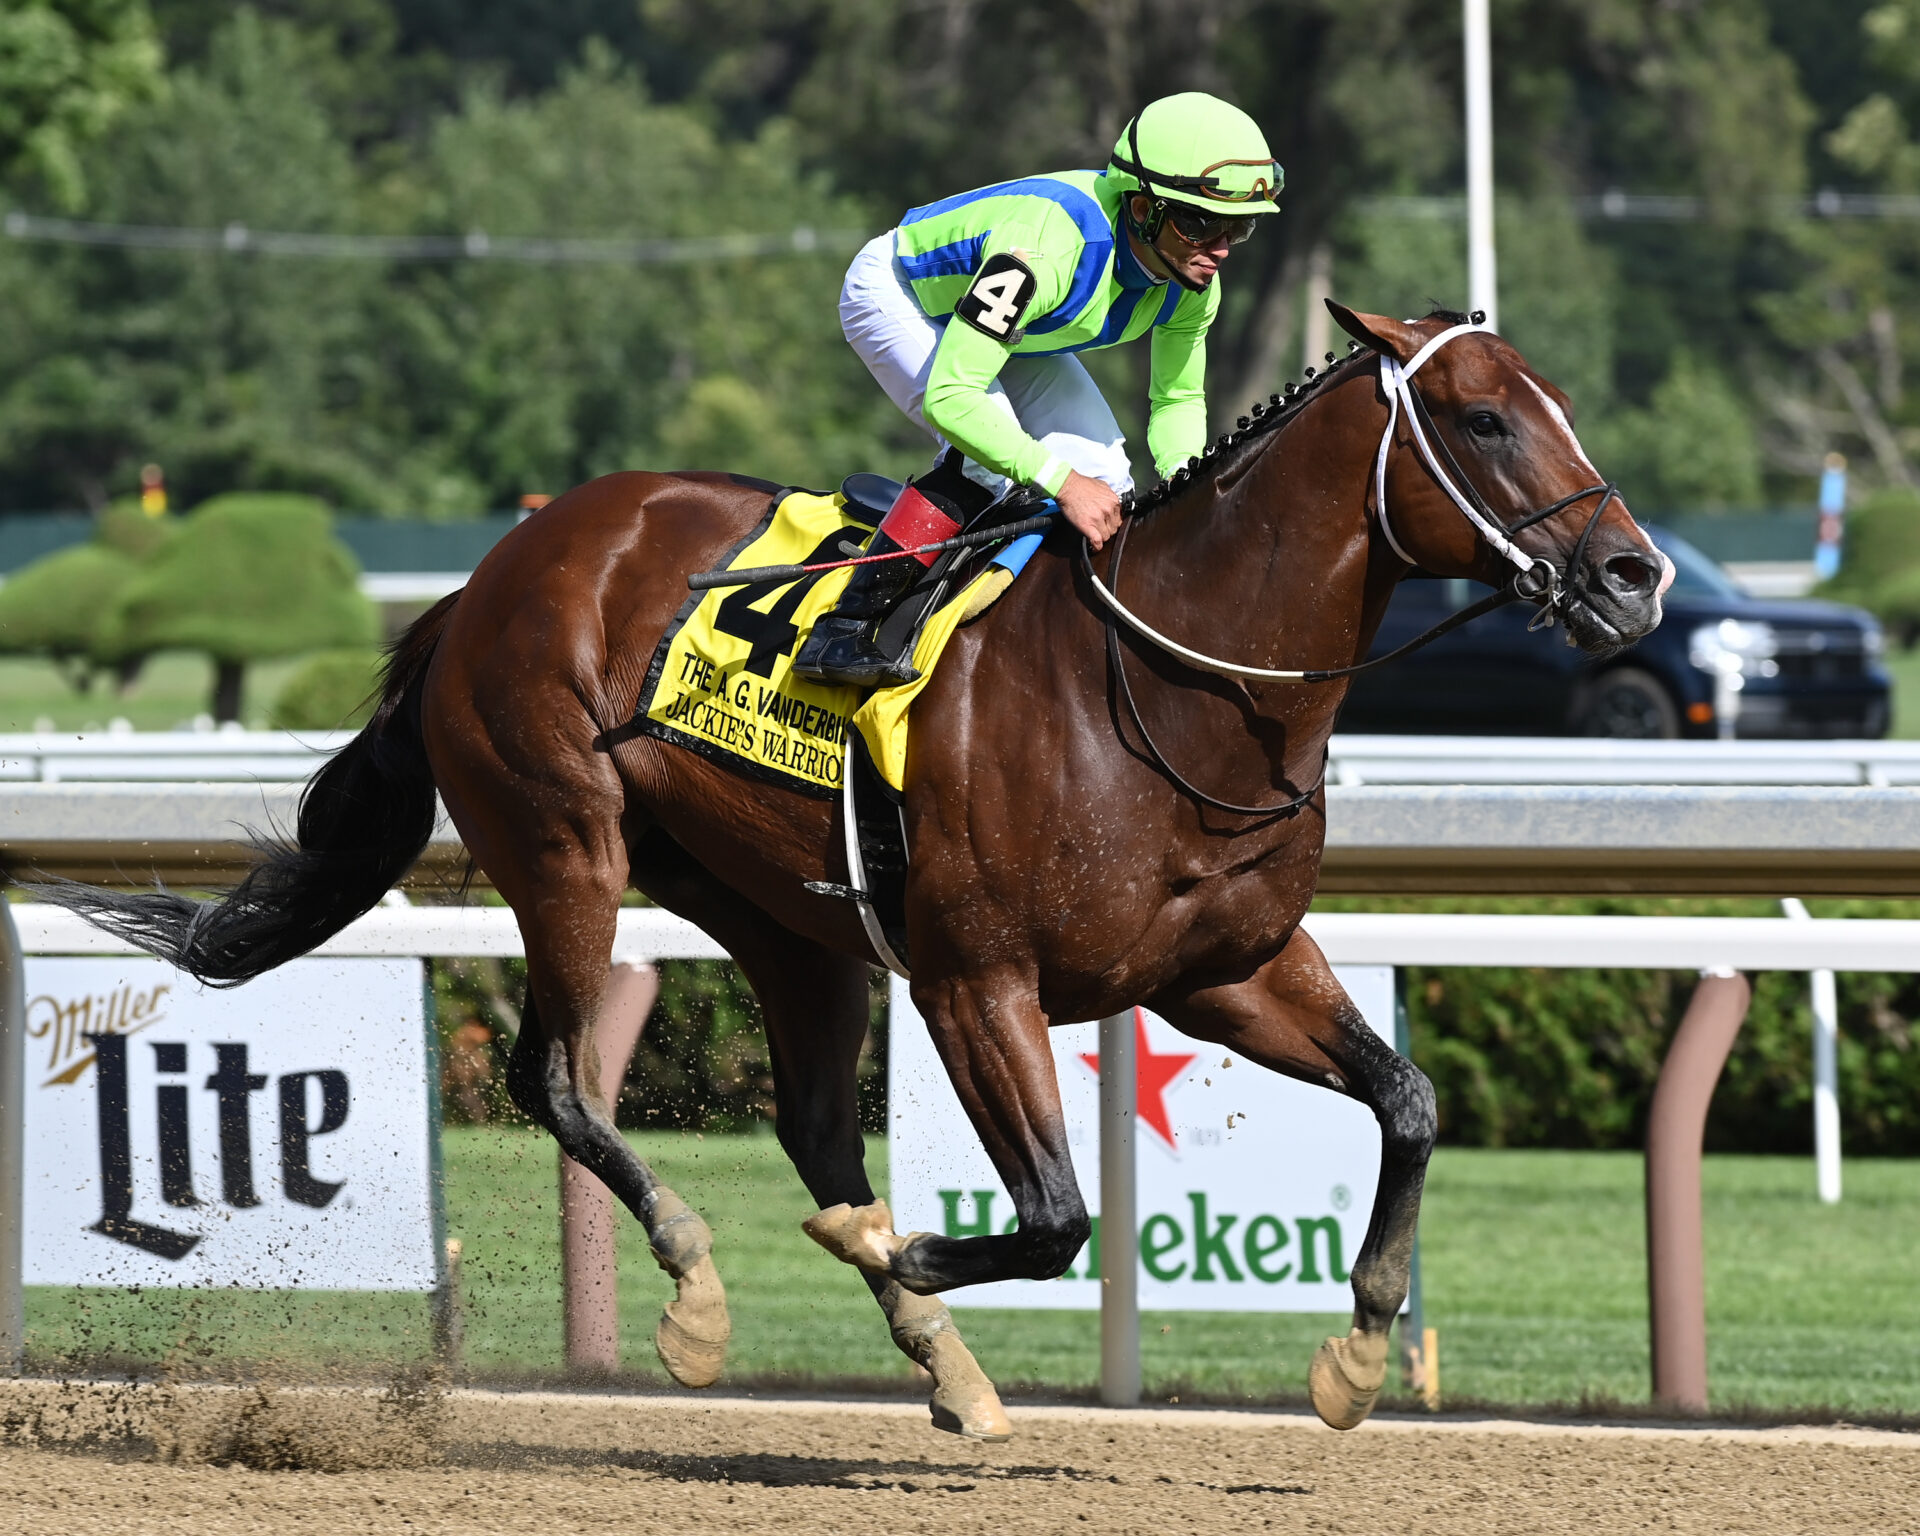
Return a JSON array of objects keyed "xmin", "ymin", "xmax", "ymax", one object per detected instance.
[{"xmin": 1329, "ymin": 302, "xmax": 1668, "ymax": 657}]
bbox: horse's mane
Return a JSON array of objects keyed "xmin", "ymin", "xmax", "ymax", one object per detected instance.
[{"xmin": 1132, "ymin": 307, "xmax": 1472, "ymax": 515}]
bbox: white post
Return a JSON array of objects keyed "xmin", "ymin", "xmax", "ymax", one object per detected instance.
[
  {"xmin": 1810, "ymin": 968, "xmax": 1841, "ymax": 1204},
  {"xmin": 1098, "ymin": 1008, "xmax": 1139, "ymax": 1406},
  {"xmin": 0, "ymin": 898, "xmax": 24, "ymax": 1372},
  {"xmin": 1463, "ymin": 0, "xmax": 1498, "ymax": 330},
  {"xmin": 1781, "ymin": 899, "xmax": 1841, "ymax": 1203},
  {"xmin": 1300, "ymin": 241, "xmax": 1333, "ymax": 375}
]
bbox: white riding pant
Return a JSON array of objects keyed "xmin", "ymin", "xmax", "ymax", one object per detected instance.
[{"xmin": 839, "ymin": 231, "xmax": 1134, "ymax": 497}]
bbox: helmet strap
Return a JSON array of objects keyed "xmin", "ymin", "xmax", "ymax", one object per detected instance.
[
  {"xmin": 1125, "ymin": 193, "xmax": 1169, "ymax": 245},
  {"xmin": 1126, "ymin": 119, "xmax": 1155, "ymax": 192},
  {"xmin": 1118, "ymin": 116, "xmax": 1168, "ymax": 239},
  {"xmin": 1115, "ymin": 113, "xmax": 1234, "ymax": 289}
]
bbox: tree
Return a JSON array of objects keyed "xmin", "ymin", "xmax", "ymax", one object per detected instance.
[
  {"xmin": 641, "ymin": 0, "xmax": 1816, "ymax": 455},
  {"xmin": 0, "ymin": 0, "xmax": 163, "ymax": 208},
  {"xmin": 0, "ymin": 8, "xmax": 384, "ymax": 510},
  {"xmin": 368, "ymin": 44, "xmax": 900, "ymax": 506},
  {"xmin": 105, "ymin": 492, "xmax": 378, "ymax": 721},
  {"xmin": 1750, "ymin": 1, "xmax": 1920, "ymax": 491},
  {"xmin": 0, "ymin": 1, "xmax": 1878, "ymax": 516}
]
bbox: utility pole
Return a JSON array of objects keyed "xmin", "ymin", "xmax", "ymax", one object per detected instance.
[{"xmin": 1464, "ymin": 0, "xmax": 1498, "ymax": 330}]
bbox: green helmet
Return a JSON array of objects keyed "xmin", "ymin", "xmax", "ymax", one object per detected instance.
[{"xmin": 1108, "ymin": 92, "xmax": 1282, "ymax": 216}]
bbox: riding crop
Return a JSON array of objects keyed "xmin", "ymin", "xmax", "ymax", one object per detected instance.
[{"xmin": 686, "ymin": 511, "xmax": 1058, "ymax": 590}]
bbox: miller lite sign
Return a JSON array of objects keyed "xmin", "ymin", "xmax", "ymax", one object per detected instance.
[
  {"xmin": 23, "ymin": 957, "xmax": 438, "ymax": 1291},
  {"xmin": 889, "ymin": 968, "xmax": 1397, "ymax": 1312}
]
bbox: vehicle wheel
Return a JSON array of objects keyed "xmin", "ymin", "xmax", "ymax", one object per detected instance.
[{"xmin": 1575, "ymin": 667, "xmax": 1681, "ymax": 738}]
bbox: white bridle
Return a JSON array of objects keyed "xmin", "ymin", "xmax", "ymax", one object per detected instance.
[
  {"xmin": 1371, "ymin": 321, "xmax": 1533, "ymax": 576},
  {"xmin": 1085, "ymin": 321, "xmax": 1544, "ymax": 682}
]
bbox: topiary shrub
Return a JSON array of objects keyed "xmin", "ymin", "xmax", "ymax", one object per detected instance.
[
  {"xmin": 96, "ymin": 499, "xmax": 175, "ymax": 560},
  {"xmin": 105, "ymin": 493, "xmax": 378, "ymax": 721},
  {"xmin": 0, "ymin": 542, "xmax": 144, "ymax": 689},
  {"xmin": 269, "ymin": 647, "xmax": 383, "ymax": 729},
  {"xmin": 1818, "ymin": 485, "xmax": 1920, "ymax": 641},
  {"xmin": 1868, "ymin": 562, "xmax": 1920, "ymax": 648}
]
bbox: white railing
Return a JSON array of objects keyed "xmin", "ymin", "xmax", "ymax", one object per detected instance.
[
  {"xmin": 1327, "ymin": 735, "xmax": 1920, "ymax": 787},
  {"xmin": 0, "ymin": 903, "xmax": 1901, "ymax": 1387},
  {"xmin": 12, "ymin": 901, "xmax": 1901, "ymax": 972},
  {"xmin": 5, "ymin": 729, "xmax": 1918, "ymax": 788},
  {"xmin": 0, "ymin": 729, "xmax": 354, "ymax": 783},
  {"xmin": 13, "ymin": 901, "xmax": 724, "ymax": 962}
]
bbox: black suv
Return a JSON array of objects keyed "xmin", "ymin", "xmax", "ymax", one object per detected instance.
[{"xmin": 1337, "ymin": 525, "xmax": 1891, "ymax": 738}]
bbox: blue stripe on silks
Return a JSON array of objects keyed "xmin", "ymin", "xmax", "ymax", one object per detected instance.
[
  {"xmin": 897, "ymin": 235, "xmax": 985, "ymax": 281},
  {"xmin": 1156, "ymin": 284, "xmax": 1184, "ymax": 324},
  {"xmin": 1114, "ymin": 231, "xmax": 1159, "ymax": 291},
  {"xmin": 1024, "ymin": 285, "xmax": 1151, "ymax": 356},
  {"xmin": 900, "ymin": 176, "xmax": 1114, "ymax": 333},
  {"xmin": 901, "ymin": 175, "xmax": 1109, "ymax": 234},
  {"xmin": 1025, "ymin": 233, "xmax": 1113, "ymax": 334}
]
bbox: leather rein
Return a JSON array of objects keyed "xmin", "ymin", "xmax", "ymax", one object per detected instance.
[{"xmin": 1081, "ymin": 322, "xmax": 1621, "ymax": 819}]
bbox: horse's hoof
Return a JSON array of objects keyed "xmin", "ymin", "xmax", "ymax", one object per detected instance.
[
  {"xmin": 802, "ymin": 1200, "xmax": 909, "ymax": 1273},
  {"xmin": 928, "ymin": 1346, "xmax": 1013, "ymax": 1443},
  {"xmin": 929, "ymin": 1384, "xmax": 1013, "ymax": 1442},
  {"xmin": 655, "ymin": 1254, "xmax": 730, "ymax": 1389},
  {"xmin": 1308, "ymin": 1329, "xmax": 1388, "ymax": 1430},
  {"xmin": 910, "ymin": 1303, "xmax": 1011, "ymax": 1441}
]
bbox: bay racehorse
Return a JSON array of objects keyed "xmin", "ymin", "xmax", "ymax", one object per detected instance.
[{"xmin": 41, "ymin": 305, "xmax": 1665, "ymax": 1437}]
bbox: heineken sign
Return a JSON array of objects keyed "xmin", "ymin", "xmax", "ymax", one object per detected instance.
[
  {"xmin": 888, "ymin": 967, "xmax": 1396, "ymax": 1311},
  {"xmin": 22, "ymin": 957, "xmax": 438, "ymax": 1291}
]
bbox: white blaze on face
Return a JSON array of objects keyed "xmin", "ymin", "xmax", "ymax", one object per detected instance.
[
  {"xmin": 1520, "ymin": 374, "xmax": 1601, "ymax": 479},
  {"xmin": 1520, "ymin": 373, "xmax": 1665, "ymax": 621}
]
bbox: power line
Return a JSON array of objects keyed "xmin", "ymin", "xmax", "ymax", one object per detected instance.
[
  {"xmin": 1362, "ymin": 190, "xmax": 1920, "ymax": 222},
  {"xmin": 0, "ymin": 211, "xmax": 869, "ymax": 263},
  {"xmin": 11, "ymin": 187, "xmax": 1915, "ymax": 263}
]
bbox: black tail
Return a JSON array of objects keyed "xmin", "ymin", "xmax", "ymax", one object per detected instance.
[{"xmin": 29, "ymin": 593, "xmax": 462, "ymax": 987}]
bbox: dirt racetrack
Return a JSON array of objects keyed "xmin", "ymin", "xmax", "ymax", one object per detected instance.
[{"xmin": 3, "ymin": 1380, "xmax": 1917, "ymax": 1535}]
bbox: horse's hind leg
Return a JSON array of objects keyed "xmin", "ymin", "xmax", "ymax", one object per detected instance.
[
  {"xmin": 627, "ymin": 829, "xmax": 1009, "ymax": 1439},
  {"xmin": 1157, "ymin": 927, "xmax": 1436, "ymax": 1431},
  {"xmin": 503, "ymin": 879, "xmax": 731, "ymax": 1388}
]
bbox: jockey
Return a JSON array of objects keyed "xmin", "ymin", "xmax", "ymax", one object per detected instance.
[{"xmin": 793, "ymin": 91, "xmax": 1281, "ymax": 687}]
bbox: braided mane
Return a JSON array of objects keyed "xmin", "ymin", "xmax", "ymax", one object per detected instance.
[{"xmin": 1132, "ymin": 308, "xmax": 1473, "ymax": 514}]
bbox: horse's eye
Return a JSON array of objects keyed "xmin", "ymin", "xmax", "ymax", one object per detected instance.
[{"xmin": 1467, "ymin": 411, "xmax": 1504, "ymax": 439}]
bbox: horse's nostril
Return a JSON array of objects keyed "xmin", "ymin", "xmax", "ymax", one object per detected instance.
[{"xmin": 1603, "ymin": 553, "xmax": 1658, "ymax": 596}]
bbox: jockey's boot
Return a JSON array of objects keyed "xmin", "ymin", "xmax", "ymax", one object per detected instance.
[{"xmin": 793, "ymin": 480, "xmax": 962, "ymax": 688}]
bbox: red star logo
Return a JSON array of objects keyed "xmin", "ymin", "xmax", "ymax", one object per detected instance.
[{"xmin": 1080, "ymin": 1008, "xmax": 1197, "ymax": 1152}]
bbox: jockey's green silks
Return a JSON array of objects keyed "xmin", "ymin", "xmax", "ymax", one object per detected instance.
[{"xmin": 895, "ymin": 170, "xmax": 1218, "ymax": 493}]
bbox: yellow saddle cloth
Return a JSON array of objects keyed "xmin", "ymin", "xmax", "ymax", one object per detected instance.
[{"xmin": 635, "ymin": 488, "xmax": 1011, "ymax": 797}]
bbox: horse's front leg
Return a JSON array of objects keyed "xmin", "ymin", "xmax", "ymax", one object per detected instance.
[
  {"xmin": 803, "ymin": 964, "xmax": 1090, "ymax": 1292},
  {"xmin": 1157, "ymin": 927, "xmax": 1436, "ymax": 1431}
]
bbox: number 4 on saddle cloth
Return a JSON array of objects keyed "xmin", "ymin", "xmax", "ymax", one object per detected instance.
[{"xmin": 632, "ymin": 474, "xmax": 1052, "ymax": 975}]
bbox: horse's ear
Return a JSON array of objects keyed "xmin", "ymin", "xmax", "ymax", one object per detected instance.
[{"xmin": 1326, "ymin": 301, "xmax": 1425, "ymax": 364}]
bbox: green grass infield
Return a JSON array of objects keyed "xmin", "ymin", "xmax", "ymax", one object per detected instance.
[{"xmin": 24, "ymin": 1130, "xmax": 1920, "ymax": 1418}]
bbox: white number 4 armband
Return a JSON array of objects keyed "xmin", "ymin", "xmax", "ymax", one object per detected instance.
[{"xmin": 955, "ymin": 253, "xmax": 1038, "ymax": 342}]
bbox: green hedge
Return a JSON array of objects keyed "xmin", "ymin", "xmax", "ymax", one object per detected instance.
[
  {"xmin": 431, "ymin": 951, "xmax": 888, "ymax": 1134},
  {"xmin": 1407, "ymin": 964, "xmax": 1920, "ymax": 1154},
  {"xmin": 1365, "ymin": 897, "xmax": 1920, "ymax": 1156}
]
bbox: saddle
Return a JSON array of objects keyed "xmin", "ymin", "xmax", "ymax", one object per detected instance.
[{"xmin": 636, "ymin": 464, "xmax": 1052, "ymax": 978}]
